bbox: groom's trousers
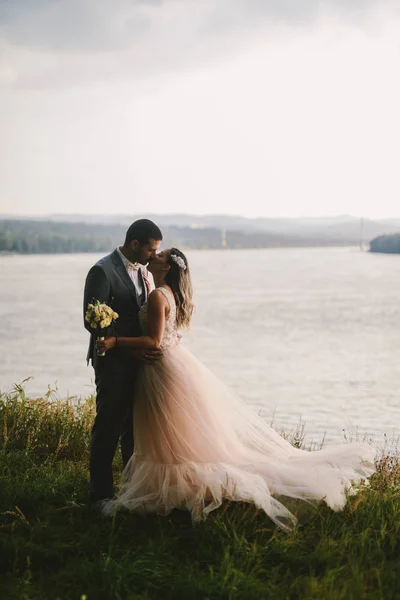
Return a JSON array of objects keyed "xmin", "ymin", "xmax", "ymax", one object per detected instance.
[{"xmin": 89, "ymin": 357, "xmax": 137, "ymax": 503}]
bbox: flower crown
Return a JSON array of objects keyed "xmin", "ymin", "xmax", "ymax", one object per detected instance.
[{"xmin": 170, "ymin": 254, "xmax": 186, "ymax": 271}]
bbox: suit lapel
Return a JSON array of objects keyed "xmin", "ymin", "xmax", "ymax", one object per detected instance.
[{"xmin": 111, "ymin": 250, "xmax": 141, "ymax": 308}]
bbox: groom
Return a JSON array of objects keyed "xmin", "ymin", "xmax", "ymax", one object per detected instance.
[{"xmin": 83, "ymin": 218, "xmax": 163, "ymax": 504}]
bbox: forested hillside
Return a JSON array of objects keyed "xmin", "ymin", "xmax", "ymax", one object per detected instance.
[
  {"xmin": 370, "ymin": 234, "xmax": 400, "ymax": 254},
  {"xmin": 0, "ymin": 218, "xmax": 366, "ymax": 253}
]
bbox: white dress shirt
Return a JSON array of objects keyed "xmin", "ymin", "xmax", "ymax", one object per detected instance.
[{"xmin": 117, "ymin": 247, "xmax": 143, "ymax": 292}]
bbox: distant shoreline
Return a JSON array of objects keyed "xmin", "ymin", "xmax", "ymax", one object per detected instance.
[
  {"xmin": 2, "ymin": 217, "xmax": 399, "ymax": 254},
  {"xmin": 0, "ymin": 244, "xmax": 365, "ymax": 256},
  {"xmin": 369, "ymin": 233, "xmax": 400, "ymax": 254}
]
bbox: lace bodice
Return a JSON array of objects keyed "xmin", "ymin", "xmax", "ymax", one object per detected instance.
[{"xmin": 139, "ymin": 286, "xmax": 180, "ymax": 350}]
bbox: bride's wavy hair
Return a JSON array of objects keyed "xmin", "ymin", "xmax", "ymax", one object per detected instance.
[{"xmin": 165, "ymin": 248, "xmax": 194, "ymax": 329}]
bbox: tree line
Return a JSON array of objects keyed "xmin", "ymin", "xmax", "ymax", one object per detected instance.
[
  {"xmin": 0, "ymin": 220, "xmax": 226, "ymax": 253},
  {"xmin": 369, "ymin": 234, "xmax": 400, "ymax": 254},
  {"xmin": 0, "ymin": 218, "xmax": 370, "ymax": 254},
  {"xmin": 0, "ymin": 220, "xmax": 125, "ymax": 253}
]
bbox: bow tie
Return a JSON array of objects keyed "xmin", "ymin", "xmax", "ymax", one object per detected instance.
[{"xmin": 126, "ymin": 262, "xmax": 141, "ymax": 272}]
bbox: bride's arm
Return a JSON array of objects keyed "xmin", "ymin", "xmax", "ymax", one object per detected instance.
[
  {"xmin": 97, "ymin": 290, "xmax": 168, "ymax": 352},
  {"xmin": 116, "ymin": 290, "xmax": 167, "ymax": 349},
  {"xmin": 146, "ymin": 289, "xmax": 168, "ymax": 348}
]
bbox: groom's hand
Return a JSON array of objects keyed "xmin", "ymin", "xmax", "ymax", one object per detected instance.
[
  {"xmin": 131, "ymin": 348, "xmax": 162, "ymax": 364},
  {"xmin": 96, "ymin": 336, "xmax": 116, "ymax": 354}
]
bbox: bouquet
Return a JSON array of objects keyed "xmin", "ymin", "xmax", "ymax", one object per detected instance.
[{"xmin": 85, "ymin": 299, "xmax": 119, "ymax": 356}]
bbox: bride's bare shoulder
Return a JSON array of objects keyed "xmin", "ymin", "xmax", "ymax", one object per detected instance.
[{"xmin": 148, "ymin": 288, "xmax": 169, "ymax": 307}]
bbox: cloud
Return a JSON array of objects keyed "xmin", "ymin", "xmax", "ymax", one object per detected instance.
[
  {"xmin": 0, "ymin": 0, "xmax": 161, "ymax": 52},
  {"xmin": 0, "ymin": 0, "xmax": 399, "ymax": 88},
  {"xmin": 1, "ymin": 3, "xmax": 400, "ymax": 218}
]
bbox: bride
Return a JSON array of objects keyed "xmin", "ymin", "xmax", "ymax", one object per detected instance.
[{"xmin": 97, "ymin": 248, "xmax": 376, "ymax": 530}]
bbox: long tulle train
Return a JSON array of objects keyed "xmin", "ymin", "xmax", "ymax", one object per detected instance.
[{"xmin": 103, "ymin": 345, "xmax": 376, "ymax": 530}]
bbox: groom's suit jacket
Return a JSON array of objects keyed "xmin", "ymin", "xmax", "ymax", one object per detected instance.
[{"xmin": 83, "ymin": 249, "xmax": 148, "ymax": 370}]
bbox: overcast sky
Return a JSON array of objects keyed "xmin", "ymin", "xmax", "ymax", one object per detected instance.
[{"xmin": 1, "ymin": 0, "xmax": 400, "ymax": 219}]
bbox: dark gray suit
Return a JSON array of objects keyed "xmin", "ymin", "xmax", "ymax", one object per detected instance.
[{"xmin": 83, "ymin": 249, "xmax": 147, "ymax": 502}]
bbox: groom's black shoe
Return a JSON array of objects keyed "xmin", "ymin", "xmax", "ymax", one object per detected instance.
[
  {"xmin": 88, "ymin": 493, "xmax": 111, "ymax": 507},
  {"xmin": 87, "ymin": 498, "xmax": 111, "ymax": 516}
]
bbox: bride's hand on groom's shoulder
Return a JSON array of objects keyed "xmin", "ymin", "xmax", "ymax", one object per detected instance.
[
  {"xmin": 131, "ymin": 347, "xmax": 162, "ymax": 365},
  {"xmin": 142, "ymin": 270, "xmax": 152, "ymax": 295}
]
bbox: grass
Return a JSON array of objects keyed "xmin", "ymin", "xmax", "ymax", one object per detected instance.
[{"xmin": 1, "ymin": 382, "xmax": 400, "ymax": 600}]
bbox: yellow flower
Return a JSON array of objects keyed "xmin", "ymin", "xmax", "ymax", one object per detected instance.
[
  {"xmin": 85, "ymin": 300, "xmax": 118, "ymax": 329},
  {"xmin": 100, "ymin": 317, "xmax": 112, "ymax": 328}
]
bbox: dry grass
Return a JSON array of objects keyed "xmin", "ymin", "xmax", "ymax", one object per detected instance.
[{"xmin": 1, "ymin": 382, "xmax": 400, "ymax": 600}]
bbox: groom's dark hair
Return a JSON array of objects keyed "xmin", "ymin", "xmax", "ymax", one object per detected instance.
[{"xmin": 124, "ymin": 219, "xmax": 162, "ymax": 246}]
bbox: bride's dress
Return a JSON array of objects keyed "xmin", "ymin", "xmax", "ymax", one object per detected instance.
[{"xmin": 104, "ymin": 287, "xmax": 376, "ymax": 529}]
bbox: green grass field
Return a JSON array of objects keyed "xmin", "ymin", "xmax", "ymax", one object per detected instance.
[{"xmin": 1, "ymin": 383, "xmax": 400, "ymax": 600}]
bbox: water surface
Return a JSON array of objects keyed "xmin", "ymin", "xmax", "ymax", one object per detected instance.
[{"xmin": 1, "ymin": 247, "xmax": 399, "ymax": 445}]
